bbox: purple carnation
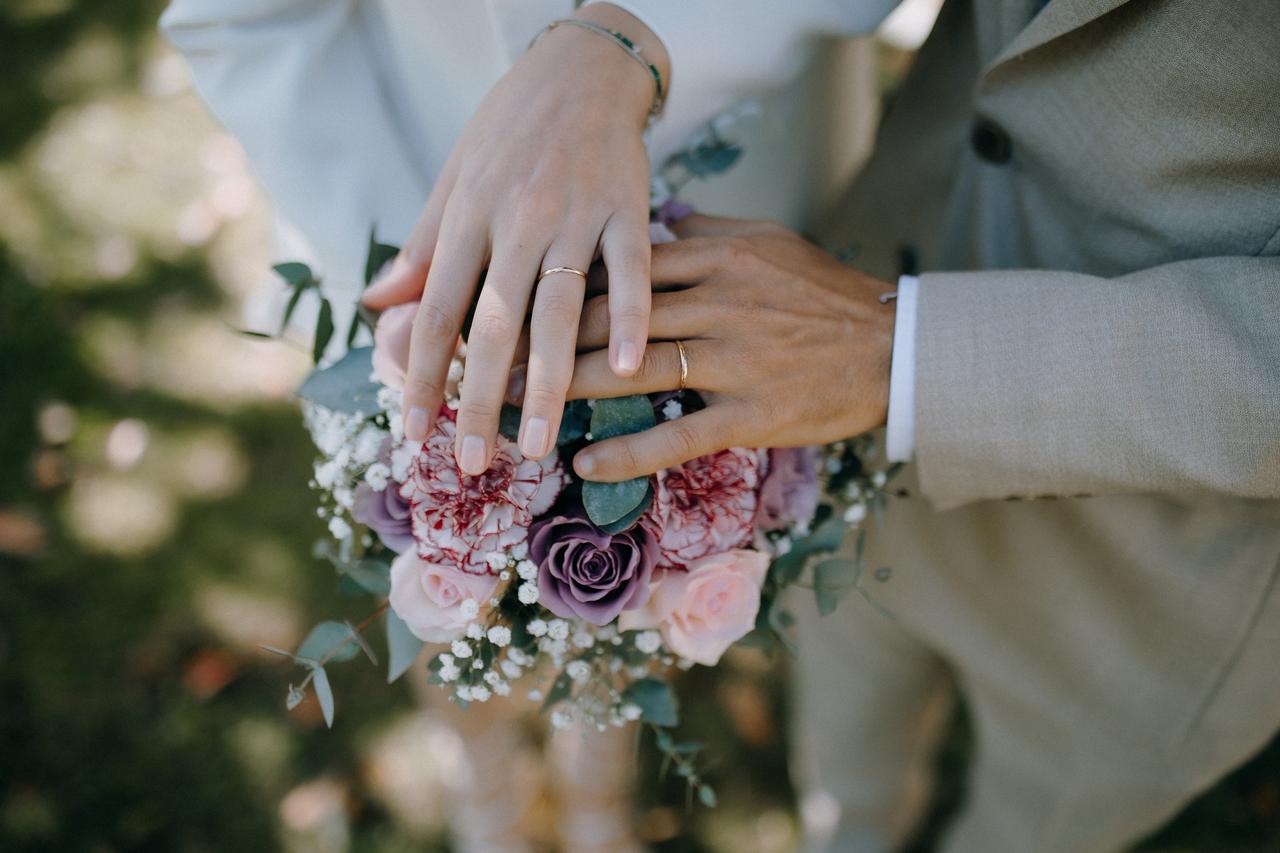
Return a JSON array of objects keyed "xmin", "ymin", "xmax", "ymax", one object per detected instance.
[
  {"xmin": 756, "ymin": 447, "xmax": 820, "ymax": 532},
  {"xmin": 530, "ymin": 514, "xmax": 657, "ymax": 626},
  {"xmin": 352, "ymin": 481, "xmax": 414, "ymax": 553}
]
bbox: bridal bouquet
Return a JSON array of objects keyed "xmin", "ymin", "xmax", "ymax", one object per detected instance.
[{"xmin": 263, "ymin": 124, "xmax": 900, "ymax": 801}]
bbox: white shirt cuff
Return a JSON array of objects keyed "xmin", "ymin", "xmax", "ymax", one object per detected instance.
[{"xmin": 886, "ymin": 274, "xmax": 919, "ymax": 463}]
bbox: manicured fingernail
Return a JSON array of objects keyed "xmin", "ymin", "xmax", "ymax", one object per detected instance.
[
  {"xmin": 459, "ymin": 434, "xmax": 487, "ymax": 474},
  {"xmin": 521, "ymin": 417, "xmax": 549, "ymax": 459},
  {"xmin": 616, "ymin": 342, "xmax": 640, "ymax": 373},
  {"xmin": 404, "ymin": 406, "xmax": 431, "ymax": 441},
  {"xmin": 506, "ymin": 365, "xmax": 526, "ymax": 404},
  {"xmin": 575, "ymin": 453, "xmax": 596, "ymax": 477}
]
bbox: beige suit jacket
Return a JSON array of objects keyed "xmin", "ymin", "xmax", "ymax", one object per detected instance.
[{"xmin": 810, "ymin": 0, "xmax": 1280, "ymax": 846}]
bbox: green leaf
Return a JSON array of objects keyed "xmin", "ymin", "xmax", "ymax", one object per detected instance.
[
  {"xmin": 343, "ymin": 620, "xmax": 379, "ymax": 665},
  {"xmin": 623, "ymin": 677, "xmax": 679, "ymax": 727},
  {"xmin": 238, "ymin": 329, "xmax": 275, "ymax": 339},
  {"xmin": 298, "ymin": 621, "xmax": 360, "ymax": 664},
  {"xmin": 364, "ymin": 229, "xmax": 400, "ymax": 286},
  {"xmin": 273, "ymin": 261, "xmax": 314, "ymax": 287},
  {"xmin": 340, "ymin": 558, "xmax": 391, "ymax": 596},
  {"xmin": 813, "ymin": 558, "xmax": 860, "ymax": 617},
  {"xmin": 557, "ymin": 400, "xmax": 592, "ymax": 445},
  {"xmin": 698, "ymin": 785, "xmax": 718, "ymax": 808},
  {"xmin": 498, "ymin": 404, "xmax": 522, "ymax": 441},
  {"xmin": 541, "ymin": 671, "xmax": 574, "ymax": 712},
  {"xmin": 386, "ymin": 609, "xmax": 424, "ymax": 684},
  {"xmin": 312, "ymin": 298, "xmax": 335, "ymax": 363},
  {"xmin": 312, "ymin": 666, "xmax": 335, "ymax": 728},
  {"xmin": 597, "ymin": 481, "xmax": 653, "ymax": 533},
  {"xmin": 583, "ymin": 477, "xmax": 652, "ymax": 527},
  {"xmin": 345, "ymin": 304, "xmax": 363, "ymax": 349},
  {"xmin": 679, "ymin": 141, "xmax": 742, "ymax": 177},
  {"xmin": 297, "ymin": 346, "xmax": 382, "ymax": 413},
  {"xmin": 589, "ymin": 395, "xmax": 656, "ymax": 441},
  {"xmin": 281, "ymin": 279, "xmax": 308, "ymax": 333}
]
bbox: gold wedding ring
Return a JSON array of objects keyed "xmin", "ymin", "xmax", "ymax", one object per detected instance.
[
  {"xmin": 674, "ymin": 339, "xmax": 689, "ymax": 392},
  {"xmin": 537, "ymin": 266, "xmax": 587, "ymax": 283}
]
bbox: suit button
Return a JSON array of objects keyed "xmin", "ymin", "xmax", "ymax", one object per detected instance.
[{"xmin": 971, "ymin": 117, "xmax": 1012, "ymax": 164}]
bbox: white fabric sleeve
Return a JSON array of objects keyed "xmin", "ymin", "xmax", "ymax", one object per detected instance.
[
  {"xmin": 159, "ymin": 0, "xmax": 430, "ymax": 293},
  {"xmin": 886, "ymin": 274, "xmax": 919, "ymax": 463},
  {"xmin": 586, "ymin": 0, "xmax": 900, "ymax": 158}
]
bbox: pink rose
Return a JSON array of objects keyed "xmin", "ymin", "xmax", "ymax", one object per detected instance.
[
  {"xmin": 388, "ymin": 550, "xmax": 499, "ymax": 643},
  {"xmin": 400, "ymin": 410, "xmax": 565, "ymax": 573},
  {"xmin": 371, "ymin": 303, "xmax": 416, "ymax": 390},
  {"xmin": 622, "ymin": 549, "xmax": 769, "ymax": 666},
  {"xmin": 646, "ymin": 448, "xmax": 763, "ymax": 568}
]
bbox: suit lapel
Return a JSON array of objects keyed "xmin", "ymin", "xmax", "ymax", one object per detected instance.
[{"xmin": 984, "ymin": 0, "xmax": 1134, "ymax": 75}]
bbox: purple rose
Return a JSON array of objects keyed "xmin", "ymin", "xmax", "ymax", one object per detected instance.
[
  {"xmin": 353, "ymin": 481, "xmax": 414, "ymax": 553},
  {"xmin": 531, "ymin": 514, "xmax": 657, "ymax": 626},
  {"xmin": 756, "ymin": 447, "xmax": 820, "ymax": 532}
]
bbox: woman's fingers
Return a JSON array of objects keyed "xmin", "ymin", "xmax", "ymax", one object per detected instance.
[
  {"xmin": 576, "ymin": 289, "xmax": 712, "ymax": 352},
  {"xmin": 518, "ymin": 238, "xmax": 595, "ymax": 459},
  {"xmin": 599, "ymin": 211, "xmax": 651, "ymax": 376},
  {"xmin": 402, "ymin": 213, "xmax": 487, "ymax": 442},
  {"xmin": 452, "ymin": 238, "xmax": 545, "ymax": 473},
  {"xmin": 567, "ymin": 339, "xmax": 717, "ymax": 400},
  {"xmin": 573, "ymin": 404, "xmax": 744, "ymax": 481}
]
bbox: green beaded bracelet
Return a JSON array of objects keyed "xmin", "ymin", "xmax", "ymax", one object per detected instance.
[{"xmin": 532, "ymin": 18, "xmax": 666, "ymax": 121}]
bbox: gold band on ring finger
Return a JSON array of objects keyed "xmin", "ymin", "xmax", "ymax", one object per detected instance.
[
  {"xmin": 674, "ymin": 339, "xmax": 689, "ymax": 392},
  {"xmin": 537, "ymin": 266, "xmax": 588, "ymax": 283}
]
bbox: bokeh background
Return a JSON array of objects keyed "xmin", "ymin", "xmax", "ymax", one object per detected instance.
[{"xmin": 1, "ymin": 2, "xmax": 1277, "ymax": 851}]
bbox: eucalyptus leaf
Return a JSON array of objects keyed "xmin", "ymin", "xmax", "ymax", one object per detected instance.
[
  {"xmin": 498, "ymin": 404, "xmax": 522, "ymax": 441},
  {"xmin": 273, "ymin": 261, "xmax": 314, "ymax": 287},
  {"xmin": 281, "ymin": 279, "xmax": 308, "ymax": 333},
  {"xmin": 623, "ymin": 677, "xmax": 679, "ymax": 727},
  {"xmin": 557, "ymin": 399, "xmax": 592, "ymax": 445},
  {"xmin": 813, "ymin": 557, "xmax": 860, "ymax": 617},
  {"xmin": 341, "ymin": 558, "xmax": 391, "ymax": 596},
  {"xmin": 312, "ymin": 666, "xmax": 335, "ymax": 728},
  {"xmin": 312, "ymin": 298, "xmax": 335, "ymax": 363},
  {"xmin": 589, "ymin": 395, "xmax": 655, "ymax": 441},
  {"xmin": 385, "ymin": 609, "xmax": 424, "ymax": 684},
  {"xmin": 698, "ymin": 784, "xmax": 718, "ymax": 808},
  {"xmin": 364, "ymin": 229, "xmax": 400, "ymax": 286},
  {"xmin": 598, "ymin": 481, "xmax": 653, "ymax": 533},
  {"xmin": 343, "ymin": 620, "xmax": 379, "ymax": 665},
  {"xmin": 298, "ymin": 621, "xmax": 360, "ymax": 664},
  {"xmin": 297, "ymin": 346, "xmax": 381, "ymax": 413},
  {"xmin": 583, "ymin": 477, "xmax": 651, "ymax": 527},
  {"xmin": 541, "ymin": 671, "xmax": 574, "ymax": 712}
]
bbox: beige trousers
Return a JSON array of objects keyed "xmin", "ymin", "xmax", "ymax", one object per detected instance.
[{"xmin": 791, "ymin": 484, "xmax": 1280, "ymax": 853}]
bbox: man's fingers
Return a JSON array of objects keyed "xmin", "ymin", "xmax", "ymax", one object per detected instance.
[
  {"xmin": 519, "ymin": 238, "xmax": 593, "ymax": 459},
  {"xmin": 567, "ymin": 339, "xmax": 718, "ymax": 400},
  {"xmin": 669, "ymin": 213, "xmax": 783, "ymax": 240},
  {"xmin": 453, "ymin": 239, "xmax": 543, "ymax": 473},
  {"xmin": 576, "ymin": 290, "xmax": 712, "ymax": 353},
  {"xmin": 573, "ymin": 405, "xmax": 743, "ymax": 482},
  {"xmin": 401, "ymin": 212, "xmax": 487, "ymax": 442},
  {"xmin": 600, "ymin": 212, "xmax": 651, "ymax": 376},
  {"xmin": 648, "ymin": 237, "xmax": 746, "ymax": 286}
]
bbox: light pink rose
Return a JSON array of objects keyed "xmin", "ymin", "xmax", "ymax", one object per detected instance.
[
  {"xmin": 388, "ymin": 550, "xmax": 499, "ymax": 643},
  {"xmin": 645, "ymin": 448, "xmax": 763, "ymax": 568},
  {"xmin": 400, "ymin": 410, "xmax": 565, "ymax": 573},
  {"xmin": 622, "ymin": 549, "xmax": 769, "ymax": 666},
  {"xmin": 371, "ymin": 302, "xmax": 416, "ymax": 390}
]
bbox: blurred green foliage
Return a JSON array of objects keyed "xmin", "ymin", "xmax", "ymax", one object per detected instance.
[{"xmin": 0, "ymin": 5, "xmax": 1276, "ymax": 852}]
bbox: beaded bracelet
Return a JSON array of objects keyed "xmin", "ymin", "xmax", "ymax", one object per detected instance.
[{"xmin": 532, "ymin": 18, "xmax": 666, "ymax": 121}]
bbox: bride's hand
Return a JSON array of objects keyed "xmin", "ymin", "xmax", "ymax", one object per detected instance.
[
  {"xmin": 361, "ymin": 4, "xmax": 668, "ymax": 474},
  {"xmin": 567, "ymin": 215, "xmax": 897, "ymax": 481}
]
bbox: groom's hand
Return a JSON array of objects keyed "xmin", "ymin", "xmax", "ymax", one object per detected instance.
[{"xmin": 567, "ymin": 215, "xmax": 898, "ymax": 481}]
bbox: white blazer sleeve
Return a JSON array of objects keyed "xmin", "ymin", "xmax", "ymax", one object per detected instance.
[
  {"xmin": 589, "ymin": 0, "xmax": 900, "ymax": 158},
  {"xmin": 160, "ymin": 0, "xmax": 430, "ymax": 293}
]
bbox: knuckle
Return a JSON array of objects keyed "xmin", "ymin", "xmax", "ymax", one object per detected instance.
[
  {"xmin": 459, "ymin": 398, "xmax": 500, "ymax": 422},
  {"xmin": 615, "ymin": 440, "xmax": 643, "ymax": 475},
  {"xmin": 416, "ymin": 302, "xmax": 460, "ymax": 340},
  {"xmin": 469, "ymin": 311, "xmax": 517, "ymax": 345},
  {"xmin": 523, "ymin": 381, "xmax": 567, "ymax": 410},
  {"xmin": 632, "ymin": 344, "xmax": 665, "ymax": 385},
  {"xmin": 609, "ymin": 301, "xmax": 650, "ymax": 328},
  {"xmin": 665, "ymin": 423, "xmax": 702, "ymax": 460},
  {"xmin": 405, "ymin": 375, "xmax": 443, "ymax": 403}
]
